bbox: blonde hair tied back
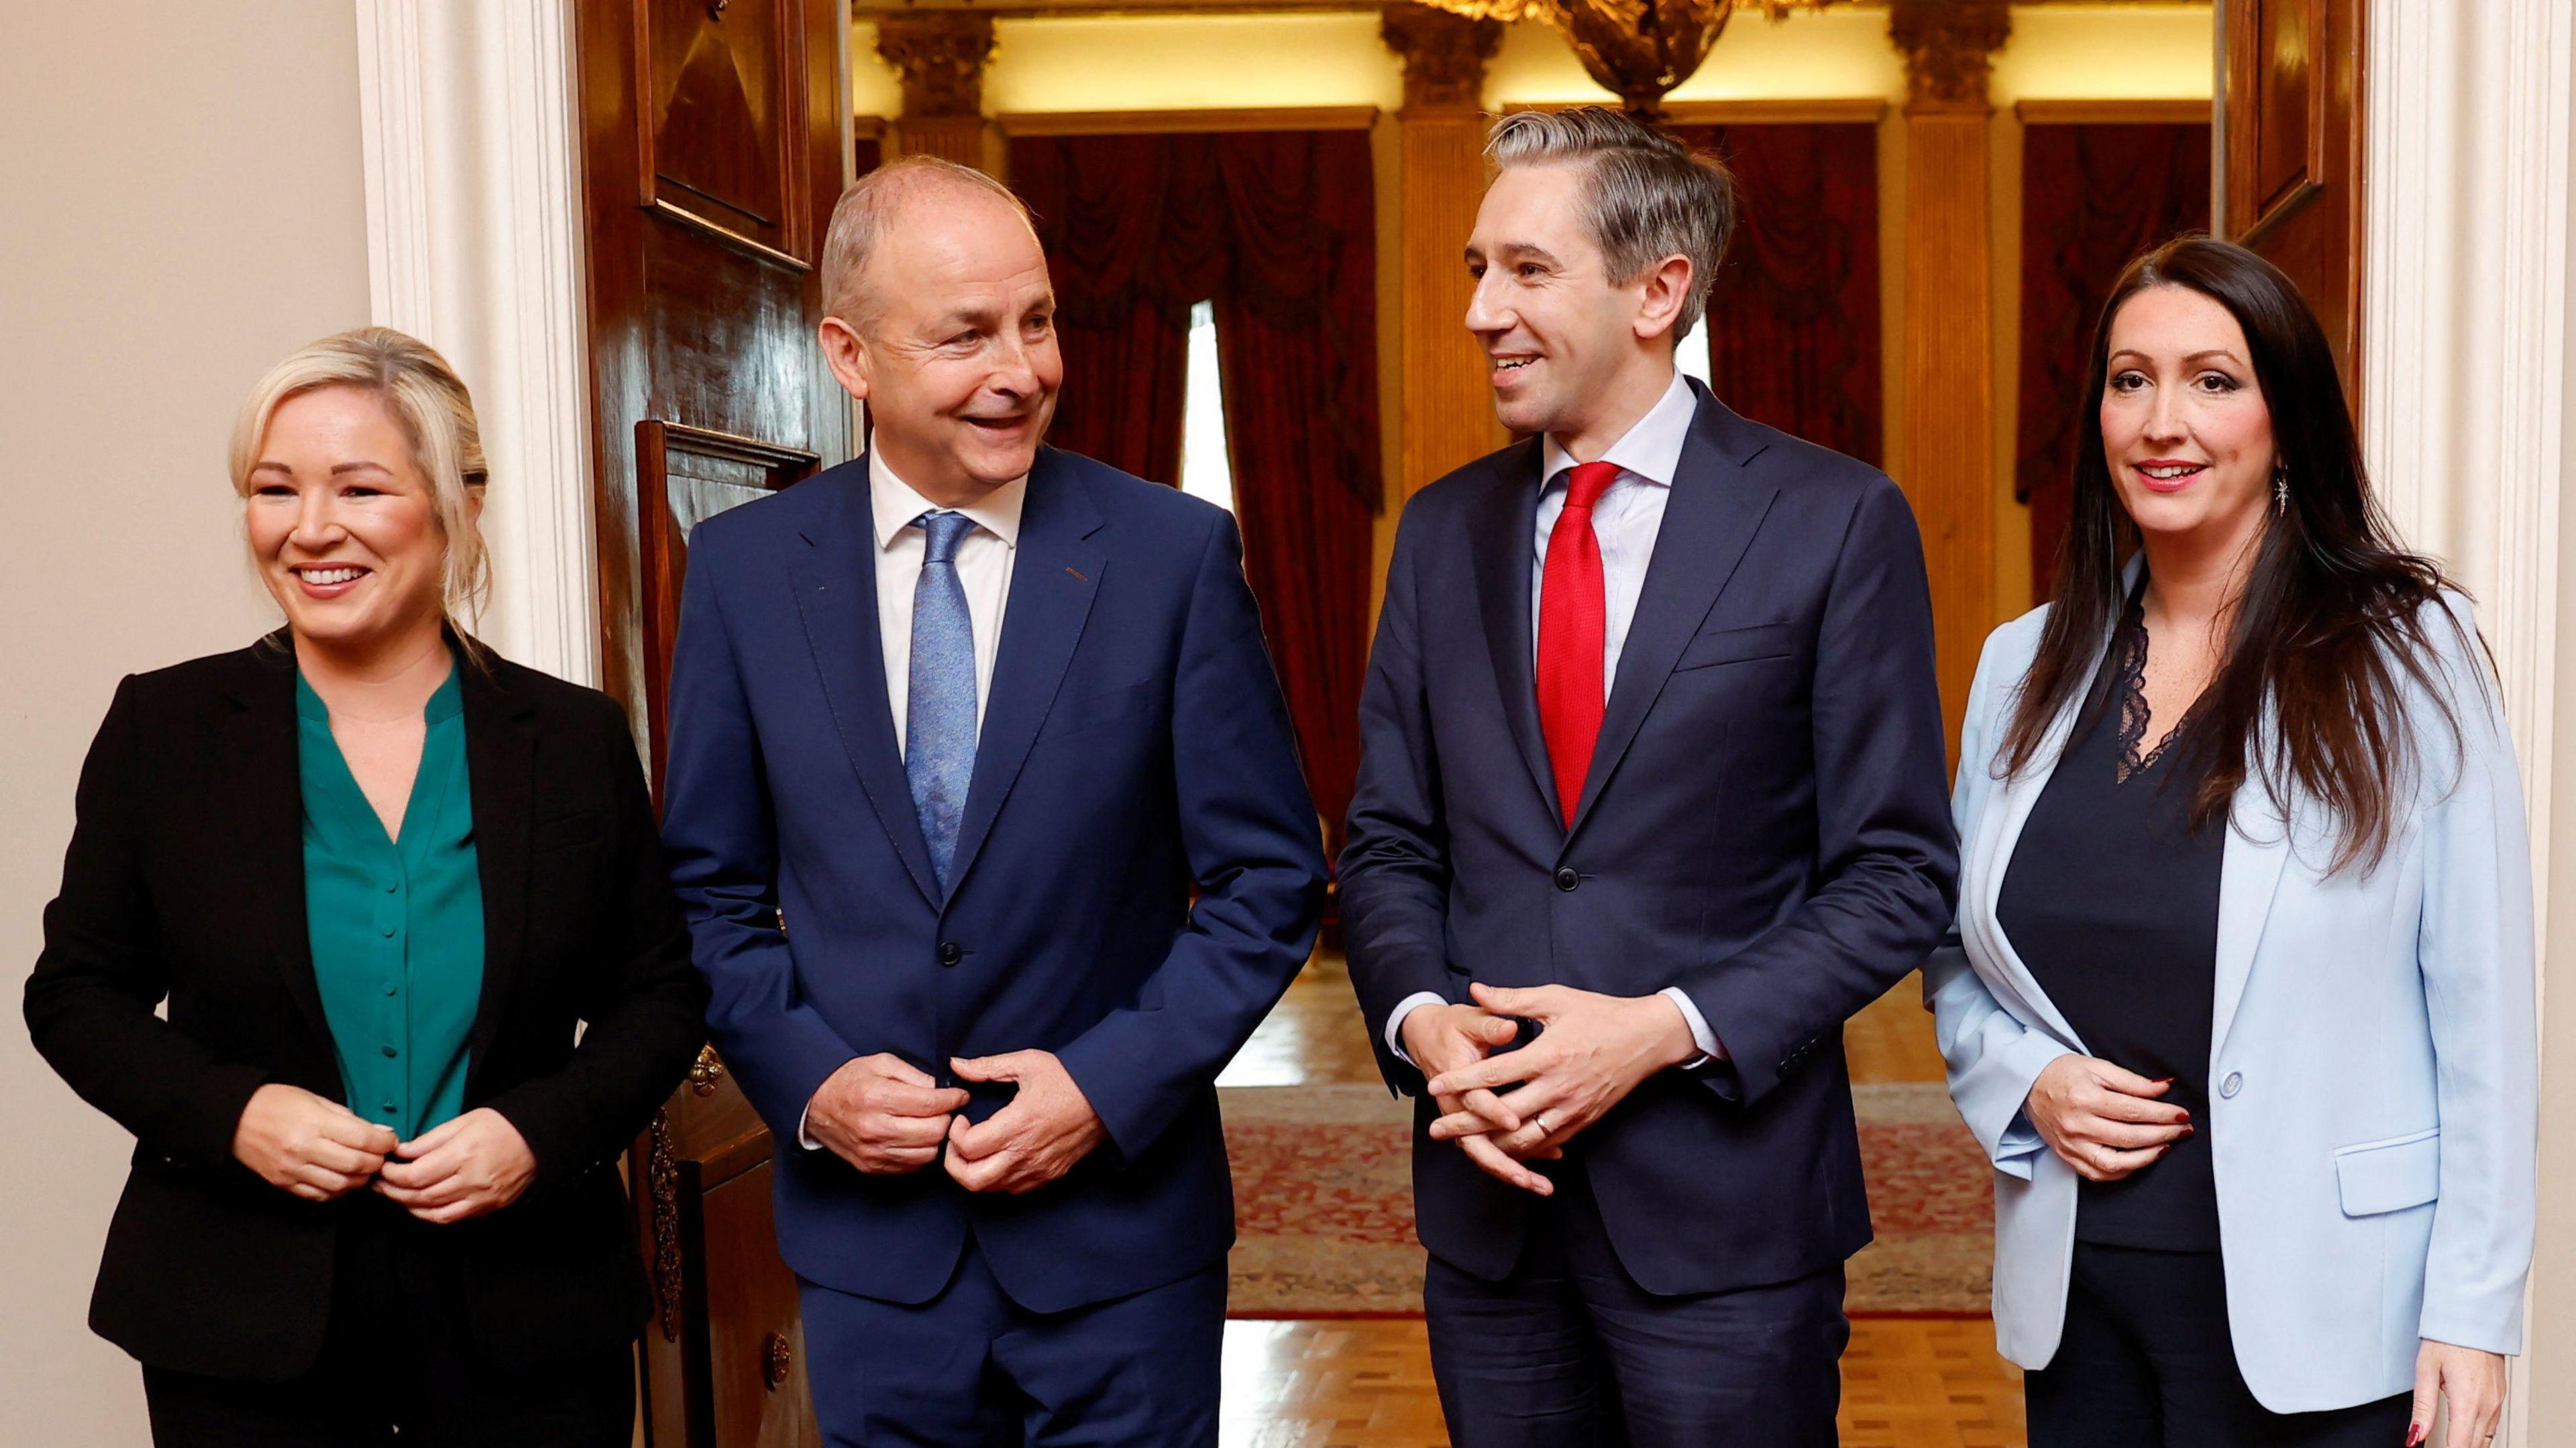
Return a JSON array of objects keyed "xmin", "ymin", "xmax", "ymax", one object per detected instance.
[{"xmin": 228, "ymin": 326, "xmax": 492, "ymax": 650}]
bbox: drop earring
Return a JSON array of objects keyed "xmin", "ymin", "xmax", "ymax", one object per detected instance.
[{"xmin": 2273, "ymin": 460, "xmax": 2290, "ymax": 516}]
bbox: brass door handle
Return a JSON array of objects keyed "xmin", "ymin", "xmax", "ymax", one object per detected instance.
[
  {"xmin": 763, "ymin": 1331, "xmax": 793, "ymax": 1391},
  {"xmin": 689, "ymin": 1044, "xmax": 724, "ymax": 1097}
]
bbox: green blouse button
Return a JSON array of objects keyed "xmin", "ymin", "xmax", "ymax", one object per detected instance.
[{"xmin": 297, "ymin": 657, "xmax": 482, "ymax": 1144}]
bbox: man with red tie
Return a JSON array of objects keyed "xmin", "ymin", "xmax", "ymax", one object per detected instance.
[{"xmin": 1340, "ymin": 107, "xmax": 1957, "ymax": 1445}]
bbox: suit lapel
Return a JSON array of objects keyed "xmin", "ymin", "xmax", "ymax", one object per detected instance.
[
  {"xmin": 1960, "ymin": 689, "xmax": 2090, "ymax": 1050},
  {"xmin": 2210, "ymin": 765, "xmax": 2294, "ymax": 1056},
  {"xmin": 460, "ymin": 656, "xmax": 535, "ymax": 1082},
  {"xmin": 218, "ymin": 641, "xmax": 336, "ymax": 1055},
  {"xmin": 1568, "ymin": 389, "xmax": 1776, "ymax": 838},
  {"xmin": 946, "ymin": 451, "xmax": 1106, "ymax": 899},
  {"xmin": 1464, "ymin": 436, "xmax": 1558, "ymax": 826},
  {"xmin": 788, "ymin": 464, "xmax": 941, "ymax": 906}
]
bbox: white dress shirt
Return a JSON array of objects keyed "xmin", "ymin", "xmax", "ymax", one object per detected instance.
[
  {"xmin": 802, "ymin": 451, "xmax": 1026, "ymax": 1150},
  {"xmin": 869, "ymin": 451, "xmax": 1024, "ymax": 758},
  {"xmin": 1386, "ymin": 371, "xmax": 1724, "ymax": 1070}
]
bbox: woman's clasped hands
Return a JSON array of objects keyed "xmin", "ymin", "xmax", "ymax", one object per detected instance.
[
  {"xmin": 2023, "ymin": 1054, "xmax": 2192, "ymax": 1182},
  {"xmin": 231, "ymin": 1082, "xmax": 535, "ymax": 1221}
]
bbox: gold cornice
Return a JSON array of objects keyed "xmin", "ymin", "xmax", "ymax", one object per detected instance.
[
  {"xmin": 998, "ymin": 104, "xmax": 1381, "ymax": 132},
  {"xmin": 854, "ymin": 1, "xmax": 2208, "ymax": 15},
  {"xmin": 1505, "ymin": 96, "xmax": 1887, "ymax": 123},
  {"xmin": 2013, "ymin": 97, "xmax": 2210, "ymax": 125}
]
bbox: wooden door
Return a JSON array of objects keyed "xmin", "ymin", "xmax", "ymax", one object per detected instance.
[
  {"xmin": 572, "ymin": 1, "xmax": 849, "ymax": 1443},
  {"xmin": 2220, "ymin": 0, "xmax": 2366, "ymax": 388}
]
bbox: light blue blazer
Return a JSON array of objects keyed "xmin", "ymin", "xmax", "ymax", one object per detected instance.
[{"xmin": 1923, "ymin": 590, "xmax": 2536, "ymax": 1412}]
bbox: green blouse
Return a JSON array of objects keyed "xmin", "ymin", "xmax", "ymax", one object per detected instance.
[{"xmin": 297, "ymin": 661, "xmax": 484, "ymax": 1141}]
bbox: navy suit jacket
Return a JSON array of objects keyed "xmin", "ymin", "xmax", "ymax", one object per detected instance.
[
  {"xmin": 661, "ymin": 447, "xmax": 1326, "ymax": 1313},
  {"xmin": 1340, "ymin": 384, "xmax": 1957, "ymax": 1294}
]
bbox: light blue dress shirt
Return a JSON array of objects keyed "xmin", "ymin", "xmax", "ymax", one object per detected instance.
[{"xmin": 1387, "ymin": 371, "xmax": 1723, "ymax": 1068}]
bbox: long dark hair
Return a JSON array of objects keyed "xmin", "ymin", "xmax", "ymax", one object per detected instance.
[{"xmin": 1997, "ymin": 236, "xmax": 2476, "ymax": 873}]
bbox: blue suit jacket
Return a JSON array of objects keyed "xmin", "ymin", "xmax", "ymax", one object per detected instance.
[
  {"xmin": 1925, "ymin": 590, "xmax": 2535, "ymax": 1412},
  {"xmin": 661, "ymin": 447, "xmax": 1326, "ymax": 1312},
  {"xmin": 1340, "ymin": 384, "xmax": 1958, "ymax": 1294}
]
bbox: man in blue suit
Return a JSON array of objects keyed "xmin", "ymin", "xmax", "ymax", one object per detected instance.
[
  {"xmin": 1341, "ymin": 109, "xmax": 1957, "ymax": 1445},
  {"xmin": 661, "ymin": 156, "xmax": 1326, "ymax": 1447}
]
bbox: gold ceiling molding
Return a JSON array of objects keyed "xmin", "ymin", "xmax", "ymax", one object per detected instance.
[
  {"xmin": 853, "ymin": 1, "xmax": 2205, "ymax": 12},
  {"xmin": 1395, "ymin": 0, "xmax": 1843, "ymax": 121},
  {"xmin": 1506, "ymin": 95, "xmax": 1887, "ymax": 124},
  {"xmin": 998, "ymin": 104, "xmax": 1382, "ymax": 132},
  {"xmin": 1381, "ymin": 3, "xmax": 1504, "ymax": 112},
  {"xmin": 1886, "ymin": 0, "xmax": 2009, "ymax": 111},
  {"xmin": 2012, "ymin": 97, "xmax": 2210, "ymax": 125},
  {"xmin": 875, "ymin": 11, "xmax": 998, "ymax": 116}
]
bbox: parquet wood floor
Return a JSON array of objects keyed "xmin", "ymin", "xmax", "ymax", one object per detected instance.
[
  {"xmin": 1219, "ymin": 951, "xmax": 1381, "ymax": 1089},
  {"xmin": 1219, "ymin": 1318, "xmax": 2023, "ymax": 1448},
  {"xmin": 1220, "ymin": 962, "xmax": 2025, "ymax": 1446}
]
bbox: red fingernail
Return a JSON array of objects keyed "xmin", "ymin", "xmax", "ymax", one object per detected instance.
[{"xmin": 2406, "ymin": 1425, "xmax": 2424, "ymax": 1447}]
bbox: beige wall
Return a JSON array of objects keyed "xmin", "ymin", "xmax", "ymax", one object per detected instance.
[
  {"xmin": 2520, "ymin": 76, "xmax": 2576, "ymax": 1429},
  {"xmin": 0, "ymin": 4, "xmax": 369, "ymax": 1441}
]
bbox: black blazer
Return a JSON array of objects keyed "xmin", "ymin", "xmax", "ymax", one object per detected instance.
[
  {"xmin": 1340, "ymin": 385, "xmax": 1959, "ymax": 1294},
  {"xmin": 23, "ymin": 637, "xmax": 708, "ymax": 1382}
]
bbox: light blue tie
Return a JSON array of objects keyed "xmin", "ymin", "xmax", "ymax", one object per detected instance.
[{"xmin": 906, "ymin": 510, "xmax": 979, "ymax": 889}]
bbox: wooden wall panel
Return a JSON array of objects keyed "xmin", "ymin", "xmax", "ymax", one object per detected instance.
[
  {"xmin": 2222, "ymin": 0, "xmax": 2365, "ymax": 388},
  {"xmin": 641, "ymin": 0, "xmax": 803, "ymax": 257},
  {"xmin": 1382, "ymin": 4, "xmax": 1504, "ymax": 500},
  {"xmin": 576, "ymin": 0, "xmax": 847, "ymax": 1443},
  {"xmin": 1890, "ymin": 0, "xmax": 2010, "ymax": 759},
  {"xmin": 1900, "ymin": 113, "xmax": 1996, "ymax": 759}
]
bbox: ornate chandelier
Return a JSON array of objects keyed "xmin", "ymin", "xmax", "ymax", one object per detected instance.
[{"xmin": 1415, "ymin": 0, "xmax": 1845, "ymax": 121}]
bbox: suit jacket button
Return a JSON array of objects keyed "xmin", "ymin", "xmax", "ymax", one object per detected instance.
[
  {"xmin": 1554, "ymin": 867, "xmax": 1580, "ymax": 892},
  {"xmin": 938, "ymin": 942, "xmax": 963, "ymax": 966},
  {"xmin": 2219, "ymin": 1071, "xmax": 2243, "ymax": 1099}
]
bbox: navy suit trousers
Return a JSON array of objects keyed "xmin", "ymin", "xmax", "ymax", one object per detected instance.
[
  {"xmin": 796, "ymin": 1242, "xmax": 1224, "ymax": 1447},
  {"xmin": 1425, "ymin": 1161, "xmax": 1849, "ymax": 1448}
]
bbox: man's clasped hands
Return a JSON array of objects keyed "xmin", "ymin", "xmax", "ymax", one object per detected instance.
[
  {"xmin": 802, "ymin": 981, "xmax": 1697, "ymax": 1199},
  {"xmin": 806, "ymin": 1049, "xmax": 1107, "ymax": 1193},
  {"xmin": 1405, "ymin": 981, "xmax": 1702, "ymax": 1196}
]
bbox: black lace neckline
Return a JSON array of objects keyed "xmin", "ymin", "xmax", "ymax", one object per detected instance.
[{"xmin": 2109, "ymin": 589, "xmax": 2194, "ymax": 785}]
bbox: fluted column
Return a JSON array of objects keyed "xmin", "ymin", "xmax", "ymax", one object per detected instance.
[
  {"xmin": 1890, "ymin": 0, "xmax": 2009, "ymax": 760},
  {"xmin": 878, "ymin": 13, "xmax": 998, "ymax": 174},
  {"xmin": 1382, "ymin": 3, "xmax": 1503, "ymax": 502}
]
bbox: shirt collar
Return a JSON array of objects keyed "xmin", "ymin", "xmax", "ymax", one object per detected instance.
[
  {"xmin": 868, "ymin": 448, "xmax": 1026, "ymax": 552},
  {"xmin": 1540, "ymin": 370, "xmax": 1699, "ymax": 492}
]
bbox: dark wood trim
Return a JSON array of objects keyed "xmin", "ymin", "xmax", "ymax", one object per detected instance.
[
  {"xmin": 2015, "ymin": 98, "xmax": 2212, "ymax": 126},
  {"xmin": 996, "ymin": 105, "xmax": 1380, "ymax": 135}
]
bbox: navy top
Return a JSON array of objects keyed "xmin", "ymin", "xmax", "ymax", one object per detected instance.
[{"xmin": 1995, "ymin": 593, "xmax": 2225, "ymax": 1251}]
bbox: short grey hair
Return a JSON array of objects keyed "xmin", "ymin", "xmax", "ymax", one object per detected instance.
[
  {"xmin": 820, "ymin": 156, "xmax": 1035, "ymax": 324},
  {"xmin": 1485, "ymin": 107, "xmax": 1737, "ymax": 339}
]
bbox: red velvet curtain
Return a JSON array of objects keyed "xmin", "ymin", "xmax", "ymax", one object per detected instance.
[
  {"xmin": 2018, "ymin": 123, "xmax": 2210, "ymax": 600},
  {"xmin": 1010, "ymin": 131, "xmax": 1382, "ymax": 858},
  {"xmin": 1011, "ymin": 134, "xmax": 1199, "ymax": 487},
  {"xmin": 1671, "ymin": 123, "xmax": 1883, "ymax": 464}
]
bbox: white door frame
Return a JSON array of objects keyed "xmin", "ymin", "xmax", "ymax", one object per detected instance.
[
  {"xmin": 2363, "ymin": 2, "xmax": 2575, "ymax": 1442},
  {"xmin": 355, "ymin": 0, "xmax": 598, "ymax": 685}
]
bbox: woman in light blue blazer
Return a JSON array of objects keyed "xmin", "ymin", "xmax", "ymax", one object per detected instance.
[{"xmin": 1926, "ymin": 237, "xmax": 2532, "ymax": 1447}]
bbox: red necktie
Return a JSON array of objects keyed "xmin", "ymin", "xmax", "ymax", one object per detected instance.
[{"xmin": 1536, "ymin": 461, "xmax": 1621, "ymax": 826}]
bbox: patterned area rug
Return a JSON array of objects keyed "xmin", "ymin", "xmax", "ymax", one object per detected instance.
[{"xmin": 1222, "ymin": 1082, "xmax": 1992, "ymax": 1317}]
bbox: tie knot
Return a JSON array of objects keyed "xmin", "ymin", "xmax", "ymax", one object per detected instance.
[
  {"xmin": 1561, "ymin": 461, "xmax": 1621, "ymax": 512},
  {"xmin": 914, "ymin": 510, "xmax": 975, "ymax": 563}
]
